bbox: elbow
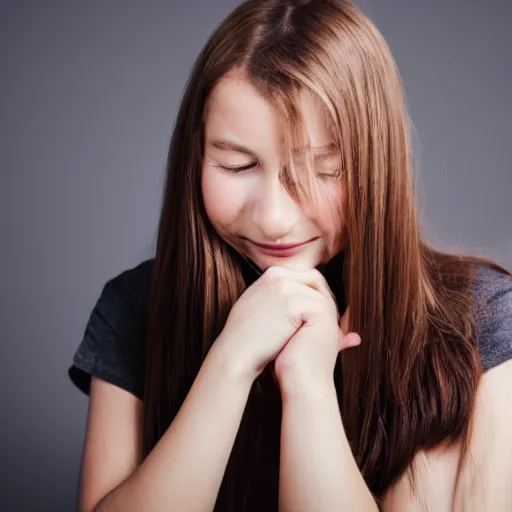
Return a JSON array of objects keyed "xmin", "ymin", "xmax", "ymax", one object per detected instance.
[{"xmin": 78, "ymin": 490, "xmax": 111, "ymax": 512}]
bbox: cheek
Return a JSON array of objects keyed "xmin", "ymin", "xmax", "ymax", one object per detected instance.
[
  {"xmin": 309, "ymin": 182, "xmax": 346, "ymax": 235},
  {"xmin": 201, "ymin": 166, "xmax": 245, "ymax": 228}
]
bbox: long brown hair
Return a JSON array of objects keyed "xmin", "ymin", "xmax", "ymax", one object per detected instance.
[{"xmin": 142, "ymin": 0, "xmax": 510, "ymax": 508}]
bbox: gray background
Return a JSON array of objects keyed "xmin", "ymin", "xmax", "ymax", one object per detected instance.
[{"xmin": 1, "ymin": 1, "xmax": 511, "ymax": 510}]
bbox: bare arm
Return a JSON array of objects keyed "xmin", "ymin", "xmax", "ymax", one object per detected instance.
[
  {"xmin": 278, "ymin": 359, "xmax": 512, "ymax": 512},
  {"xmin": 278, "ymin": 379, "xmax": 379, "ymax": 512},
  {"xmin": 382, "ymin": 359, "xmax": 512, "ymax": 511},
  {"xmin": 79, "ymin": 342, "xmax": 253, "ymax": 512},
  {"xmin": 453, "ymin": 358, "xmax": 512, "ymax": 511}
]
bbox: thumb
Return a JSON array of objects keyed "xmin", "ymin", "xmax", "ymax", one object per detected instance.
[
  {"xmin": 339, "ymin": 330, "xmax": 361, "ymax": 351},
  {"xmin": 338, "ymin": 306, "xmax": 361, "ymax": 351}
]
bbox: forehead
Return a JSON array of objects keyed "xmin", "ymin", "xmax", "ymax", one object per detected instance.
[{"xmin": 204, "ymin": 74, "xmax": 333, "ymax": 155}]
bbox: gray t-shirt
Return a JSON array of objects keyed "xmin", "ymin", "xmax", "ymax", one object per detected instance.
[{"xmin": 68, "ymin": 259, "xmax": 512, "ymax": 401}]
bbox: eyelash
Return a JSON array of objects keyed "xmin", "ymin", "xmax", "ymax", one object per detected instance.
[
  {"xmin": 218, "ymin": 163, "xmax": 341, "ymax": 179},
  {"xmin": 219, "ymin": 163, "xmax": 257, "ymax": 173}
]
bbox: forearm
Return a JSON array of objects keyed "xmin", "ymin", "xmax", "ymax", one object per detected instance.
[
  {"xmin": 279, "ymin": 379, "xmax": 378, "ymax": 512},
  {"xmin": 95, "ymin": 343, "xmax": 253, "ymax": 512}
]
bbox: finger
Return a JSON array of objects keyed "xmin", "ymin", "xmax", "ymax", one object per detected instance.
[
  {"xmin": 338, "ymin": 307, "xmax": 360, "ymax": 350},
  {"xmin": 279, "ymin": 282, "xmax": 332, "ymax": 329},
  {"xmin": 338, "ymin": 328, "xmax": 361, "ymax": 351},
  {"xmin": 265, "ymin": 266, "xmax": 336, "ymax": 309}
]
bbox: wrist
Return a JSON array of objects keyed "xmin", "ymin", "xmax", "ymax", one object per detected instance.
[
  {"xmin": 208, "ymin": 336, "xmax": 257, "ymax": 390},
  {"xmin": 278, "ymin": 371, "xmax": 336, "ymax": 403}
]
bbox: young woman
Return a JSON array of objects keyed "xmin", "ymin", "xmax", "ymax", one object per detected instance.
[{"xmin": 68, "ymin": 1, "xmax": 512, "ymax": 510}]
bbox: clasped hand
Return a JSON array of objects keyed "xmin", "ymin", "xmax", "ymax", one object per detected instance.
[{"xmin": 218, "ymin": 266, "xmax": 361, "ymax": 396}]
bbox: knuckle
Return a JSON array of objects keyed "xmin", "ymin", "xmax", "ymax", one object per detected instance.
[
  {"xmin": 263, "ymin": 266, "xmax": 284, "ymax": 281},
  {"xmin": 308, "ymin": 268, "xmax": 324, "ymax": 283},
  {"xmin": 285, "ymin": 295, "xmax": 304, "ymax": 323},
  {"xmin": 264, "ymin": 266, "xmax": 277, "ymax": 277},
  {"xmin": 308, "ymin": 299, "xmax": 324, "ymax": 316},
  {"xmin": 273, "ymin": 277, "xmax": 293, "ymax": 296},
  {"xmin": 309, "ymin": 268, "xmax": 323, "ymax": 279}
]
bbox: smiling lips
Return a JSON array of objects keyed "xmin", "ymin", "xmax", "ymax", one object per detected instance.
[{"xmin": 248, "ymin": 237, "xmax": 318, "ymax": 257}]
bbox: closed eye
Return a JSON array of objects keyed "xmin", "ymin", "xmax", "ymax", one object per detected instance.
[
  {"xmin": 217, "ymin": 163, "xmax": 342, "ymax": 178},
  {"xmin": 317, "ymin": 169, "xmax": 342, "ymax": 179},
  {"xmin": 218, "ymin": 163, "xmax": 258, "ymax": 173}
]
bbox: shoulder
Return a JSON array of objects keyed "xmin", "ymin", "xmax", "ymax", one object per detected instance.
[
  {"xmin": 452, "ymin": 357, "xmax": 512, "ymax": 510},
  {"xmin": 89, "ymin": 258, "xmax": 154, "ymax": 343},
  {"xmin": 382, "ymin": 264, "xmax": 512, "ymax": 510},
  {"xmin": 68, "ymin": 258, "xmax": 155, "ymax": 400},
  {"xmin": 102, "ymin": 258, "xmax": 154, "ymax": 315},
  {"xmin": 472, "ymin": 263, "xmax": 512, "ymax": 372},
  {"xmin": 383, "ymin": 359, "xmax": 512, "ymax": 511},
  {"xmin": 456, "ymin": 267, "xmax": 512, "ymax": 508}
]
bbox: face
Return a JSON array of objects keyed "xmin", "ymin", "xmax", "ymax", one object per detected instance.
[{"xmin": 201, "ymin": 70, "xmax": 346, "ymax": 272}]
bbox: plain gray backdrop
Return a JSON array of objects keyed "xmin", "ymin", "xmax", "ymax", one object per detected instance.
[{"xmin": 1, "ymin": 1, "xmax": 511, "ymax": 510}]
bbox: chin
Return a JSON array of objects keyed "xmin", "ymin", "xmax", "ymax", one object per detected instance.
[{"xmin": 252, "ymin": 256, "xmax": 321, "ymax": 272}]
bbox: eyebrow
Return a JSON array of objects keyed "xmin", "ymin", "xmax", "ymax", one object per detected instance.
[
  {"xmin": 207, "ymin": 138, "xmax": 339, "ymax": 158},
  {"xmin": 208, "ymin": 138, "xmax": 259, "ymax": 158}
]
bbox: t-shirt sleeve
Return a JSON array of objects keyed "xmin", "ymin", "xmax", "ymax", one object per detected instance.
[
  {"xmin": 68, "ymin": 260, "xmax": 153, "ymax": 400},
  {"xmin": 473, "ymin": 264, "xmax": 512, "ymax": 372}
]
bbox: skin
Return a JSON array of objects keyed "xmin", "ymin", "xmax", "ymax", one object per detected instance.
[
  {"xmin": 77, "ymin": 68, "xmax": 512, "ymax": 511},
  {"xmin": 203, "ymin": 70, "xmax": 512, "ymax": 511},
  {"xmin": 202, "ymin": 70, "xmax": 346, "ymax": 273},
  {"xmin": 200, "ymin": 71, "xmax": 378, "ymax": 511}
]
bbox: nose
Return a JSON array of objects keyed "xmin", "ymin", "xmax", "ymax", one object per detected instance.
[{"xmin": 249, "ymin": 174, "xmax": 301, "ymax": 242}]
